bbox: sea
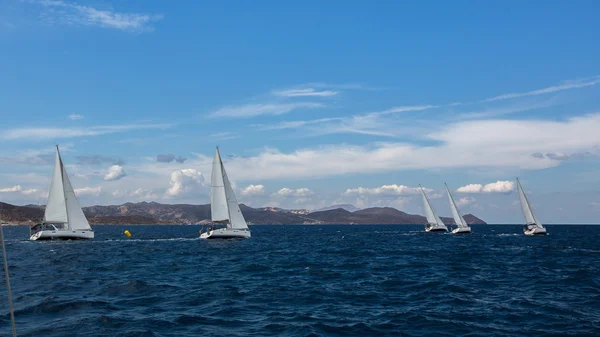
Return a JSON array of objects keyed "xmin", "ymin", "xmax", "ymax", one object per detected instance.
[{"xmin": 1, "ymin": 224, "xmax": 599, "ymax": 337}]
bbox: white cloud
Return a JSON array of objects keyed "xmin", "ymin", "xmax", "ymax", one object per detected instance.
[
  {"xmin": 104, "ymin": 165, "xmax": 127, "ymax": 181},
  {"xmin": 74, "ymin": 186, "xmax": 102, "ymax": 197},
  {"xmin": 165, "ymin": 169, "xmax": 205, "ymax": 197},
  {"xmin": 0, "ymin": 185, "xmax": 22, "ymax": 193},
  {"xmin": 482, "ymin": 76, "xmax": 600, "ymax": 102},
  {"xmin": 68, "ymin": 114, "xmax": 84, "ymax": 120},
  {"xmin": 374, "ymin": 105, "xmax": 438, "ymax": 116},
  {"xmin": 344, "ymin": 184, "xmax": 425, "ymax": 196},
  {"xmin": 21, "ymin": 188, "xmax": 40, "ymax": 195},
  {"xmin": 36, "ymin": 0, "xmax": 162, "ymax": 32},
  {"xmin": 209, "ymin": 102, "xmax": 323, "ymax": 118},
  {"xmin": 128, "ymin": 188, "xmax": 157, "ymax": 200},
  {"xmin": 457, "ymin": 181, "xmax": 514, "ymax": 193},
  {"xmin": 180, "ymin": 113, "xmax": 600, "ymax": 182},
  {"xmin": 275, "ymin": 187, "xmax": 314, "ymax": 197},
  {"xmin": 456, "ymin": 197, "xmax": 476, "ymax": 207},
  {"xmin": 273, "ymin": 88, "xmax": 338, "ymax": 97},
  {"xmin": 209, "ymin": 132, "xmax": 240, "ymax": 140},
  {"xmin": 456, "ymin": 184, "xmax": 484, "ymax": 193},
  {"xmin": 240, "ymin": 184, "xmax": 265, "ymax": 196},
  {"xmin": 254, "ymin": 117, "xmax": 343, "ymax": 131},
  {"xmin": 1, "ymin": 123, "xmax": 172, "ymax": 141}
]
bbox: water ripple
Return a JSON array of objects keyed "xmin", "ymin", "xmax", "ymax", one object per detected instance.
[{"xmin": 1, "ymin": 224, "xmax": 600, "ymax": 336}]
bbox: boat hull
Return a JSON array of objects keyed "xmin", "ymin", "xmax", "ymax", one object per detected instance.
[
  {"xmin": 200, "ymin": 228, "xmax": 251, "ymax": 239},
  {"xmin": 30, "ymin": 230, "xmax": 94, "ymax": 241},
  {"xmin": 524, "ymin": 227, "xmax": 547, "ymax": 236},
  {"xmin": 452, "ymin": 227, "xmax": 472, "ymax": 234},
  {"xmin": 426, "ymin": 226, "xmax": 448, "ymax": 232}
]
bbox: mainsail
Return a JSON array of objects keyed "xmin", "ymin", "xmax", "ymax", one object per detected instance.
[
  {"xmin": 445, "ymin": 183, "xmax": 468, "ymax": 228},
  {"xmin": 44, "ymin": 146, "xmax": 92, "ymax": 231},
  {"xmin": 210, "ymin": 148, "xmax": 249, "ymax": 230},
  {"xmin": 516, "ymin": 178, "xmax": 543, "ymax": 229},
  {"xmin": 420, "ymin": 186, "xmax": 445, "ymax": 228}
]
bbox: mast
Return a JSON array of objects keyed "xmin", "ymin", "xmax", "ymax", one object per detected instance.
[
  {"xmin": 210, "ymin": 147, "xmax": 229, "ymax": 223},
  {"xmin": 218, "ymin": 147, "xmax": 234, "ymax": 229},
  {"xmin": 57, "ymin": 145, "xmax": 70, "ymax": 229},
  {"xmin": 0, "ymin": 224, "xmax": 17, "ymax": 337}
]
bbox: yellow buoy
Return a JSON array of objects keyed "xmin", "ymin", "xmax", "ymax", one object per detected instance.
[{"xmin": 124, "ymin": 230, "xmax": 131, "ymax": 238}]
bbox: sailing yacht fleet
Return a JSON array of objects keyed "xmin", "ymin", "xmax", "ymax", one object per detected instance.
[{"xmin": 24, "ymin": 145, "xmax": 548, "ymax": 241}]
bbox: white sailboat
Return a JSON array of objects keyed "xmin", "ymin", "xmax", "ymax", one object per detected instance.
[
  {"xmin": 445, "ymin": 183, "xmax": 472, "ymax": 234},
  {"xmin": 420, "ymin": 185, "xmax": 448, "ymax": 232},
  {"xmin": 30, "ymin": 146, "xmax": 94, "ymax": 240},
  {"xmin": 200, "ymin": 147, "xmax": 251, "ymax": 239},
  {"xmin": 517, "ymin": 178, "xmax": 547, "ymax": 236}
]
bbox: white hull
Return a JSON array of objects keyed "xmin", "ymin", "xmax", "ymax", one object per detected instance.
[
  {"xmin": 524, "ymin": 227, "xmax": 547, "ymax": 236},
  {"xmin": 30, "ymin": 230, "xmax": 94, "ymax": 241},
  {"xmin": 200, "ymin": 228, "xmax": 251, "ymax": 239},
  {"xmin": 425, "ymin": 226, "xmax": 448, "ymax": 232},
  {"xmin": 452, "ymin": 226, "xmax": 472, "ymax": 234}
]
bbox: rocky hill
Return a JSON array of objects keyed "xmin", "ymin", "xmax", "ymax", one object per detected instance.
[{"xmin": 0, "ymin": 201, "xmax": 487, "ymax": 225}]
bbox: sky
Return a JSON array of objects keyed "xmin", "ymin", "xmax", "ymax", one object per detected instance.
[{"xmin": 1, "ymin": 0, "xmax": 599, "ymax": 223}]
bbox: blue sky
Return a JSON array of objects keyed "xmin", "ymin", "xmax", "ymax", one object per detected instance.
[{"xmin": 1, "ymin": 0, "xmax": 599, "ymax": 223}]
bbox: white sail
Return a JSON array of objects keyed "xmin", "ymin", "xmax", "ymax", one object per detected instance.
[
  {"xmin": 210, "ymin": 148, "xmax": 229, "ymax": 222},
  {"xmin": 445, "ymin": 184, "xmax": 468, "ymax": 228},
  {"xmin": 44, "ymin": 149, "xmax": 68, "ymax": 223},
  {"xmin": 420, "ymin": 187, "xmax": 445, "ymax": 228},
  {"xmin": 210, "ymin": 147, "xmax": 248, "ymax": 230},
  {"xmin": 517, "ymin": 178, "xmax": 543, "ymax": 228},
  {"xmin": 61, "ymin": 164, "xmax": 91, "ymax": 231},
  {"xmin": 44, "ymin": 147, "xmax": 91, "ymax": 231},
  {"xmin": 222, "ymin": 164, "xmax": 248, "ymax": 230}
]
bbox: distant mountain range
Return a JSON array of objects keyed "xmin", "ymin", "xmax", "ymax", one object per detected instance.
[
  {"xmin": 313, "ymin": 204, "xmax": 361, "ymax": 212},
  {"xmin": 0, "ymin": 201, "xmax": 486, "ymax": 225}
]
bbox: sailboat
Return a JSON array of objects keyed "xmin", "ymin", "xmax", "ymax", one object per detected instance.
[
  {"xmin": 200, "ymin": 147, "xmax": 251, "ymax": 239},
  {"xmin": 445, "ymin": 183, "xmax": 472, "ymax": 234},
  {"xmin": 516, "ymin": 178, "xmax": 547, "ymax": 236},
  {"xmin": 30, "ymin": 146, "xmax": 94, "ymax": 240},
  {"xmin": 420, "ymin": 185, "xmax": 448, "ymax": 232}
]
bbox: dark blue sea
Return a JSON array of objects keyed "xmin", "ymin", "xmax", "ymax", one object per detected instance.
[{"xmin": 1, "ymin": 225, "xmax": 600, "ymax": 336}]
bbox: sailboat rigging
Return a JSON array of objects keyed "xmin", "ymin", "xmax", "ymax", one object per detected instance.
[
  {"xmin": 200, "ymin": 147, "xmax": 251, "ymax": 239},
  {"xmin": 517, "ymin": 178, "xmax": 547, "ymax": 236},
  {"xmin": 420, "ymin": 185, "xmax": 448, "ymax": 232},
  {"xmin": 29, "ymin": 146, "xmax": 94, "ymax": 240},
  {"xmin": 445, "ymin": 183, "xmax": 472, "ymax": 234}
]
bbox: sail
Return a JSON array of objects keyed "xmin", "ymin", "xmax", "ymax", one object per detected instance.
[
  {"xmin": 517, "ymin": 179, "xmax": 543, "ymax": 228},
  {"xmin": 210, "ymin": 148, "xmax": 229, "ymax": 222},
  {"xmin": 222, "ymin": 163, "xmax": 249, "ymax": 230},
  {"xmin": 420, "ymin": 187, "xmax": 445, "ymax": 228},
  {"xmin": 61, "ymin": 164, "xmax": 91, "ymax": 231},
  {"xmin": 445, "ymin": 184, "xmax": 468, "ymax": 228},
  {"xmin": 44, "ymin": 149, "xmax": 68, "ymax": 223}
]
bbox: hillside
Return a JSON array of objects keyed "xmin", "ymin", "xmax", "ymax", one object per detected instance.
[{"xmin": 0, "ymin": 202, "xmax": 487, "ymax": 225}]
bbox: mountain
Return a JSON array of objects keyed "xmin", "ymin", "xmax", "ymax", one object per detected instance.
[
  {"xmin": 314, "ymin": 204, "xmax": 361, "ymax": 212},
  {"xmin": 0, "ymin": 202, "xmax": 487, "ymax": 225}
]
